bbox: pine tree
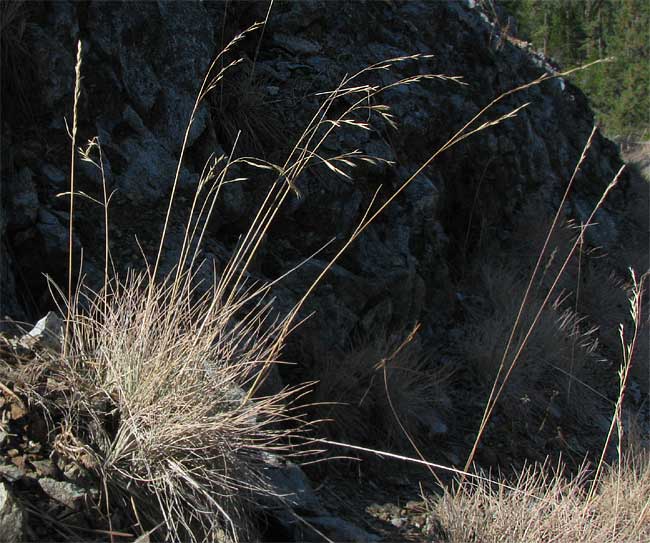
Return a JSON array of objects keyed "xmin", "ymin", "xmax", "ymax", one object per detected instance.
[{"xmin": 501, "ymin": 0, "xmax": 649, "ymax": 136}]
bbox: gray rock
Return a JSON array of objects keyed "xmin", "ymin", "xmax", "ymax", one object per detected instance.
[
  {"xmin": 7, "ymin": 167, "xmax": 39, "ymax": 231},
  {"xmin": 0, "ymin": 465, "xmax": 24, "ymax": 484},
  {"xmin": 114, "ymin": 135, "xmax": 183, "ymax": 204},
  {"xmin": 38, "ymin": 478, "xmax": 90, "ymax": 511},
  {"xmin": 41, "ymin": 164, "xmax": 67, "ymax": 189},
  {"xmin": 29, "ymin": 460, "xmax": 58, "ymax": 479},
  {"xmin": 216, "ymin": 179, "xmax": 247, "ymax": 226},
  {"xmin": 259, "ymin": 453, "xmax": 379, "ymax": 541},
  {"xmin": 122, "ymin": 105, "xmax": 148, "ymax": 135},
  {"xmin": 87, "ymin": 1, "xmax": 213, "ymax": 150},
  {"xmin": 271, "ymin": 34, "xmax": 322, "ymax": 55},
  {"xmin": 0, "ymin": 483, "xmax": 26, "ymax": 543},
  {"xmin": 261, "ymin": 453, "xmax": 322, "ymax": 514},
  {"xmin": 270, "ymin": 1, "xmax": 324, "ymax": 33},
  {"xmin": 29, "ymin": 5, "xmax": 77, "ymax": 109},
  {"xmin": 21, "ymin": 311, "xmax": 63, "ymax": 352},
  {"xmin": 36, "ymin": 208, "xmax": 69, "ymax": 255},
  {"xmin": 305, "ymin": 515, "xmax": 380, "ymax": 542}
]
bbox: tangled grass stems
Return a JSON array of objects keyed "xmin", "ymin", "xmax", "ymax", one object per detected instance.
[
  {"xmin": 51, "ymin": 268, "xmax": 313, "ymax": 542},
  {"xmin": 433, "ymin": 451, "xmax": 650, "ymax": 543}
]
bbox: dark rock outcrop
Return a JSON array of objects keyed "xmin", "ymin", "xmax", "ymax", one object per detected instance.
[{"xmin": 1, "ymin": 1, "xmax": 626, "ymax": 342}]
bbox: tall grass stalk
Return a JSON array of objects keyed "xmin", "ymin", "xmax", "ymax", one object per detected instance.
[
  {"xmin": 463, "ymin": 151, "xmax": 625, "ymax": 476},
  {"xmin": 63, "ymin": 40, "xmax": 82, "ymax": 357},
  {"xmin": 589, "ymin": 270, "xmax": 647, "ymax": 500}
]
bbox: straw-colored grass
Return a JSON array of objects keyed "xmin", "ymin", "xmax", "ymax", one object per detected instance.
[
  {"xmin": 19, "ymin": 27, "xmax": 471, "ymax": 541},
  {"xmin": 51, "ymin": 269, "xmax": 306, "ymax": 542},
  {"xmin": 431, "ymin": 451, "xmax": 650, "ymax": 543},
  {"xmin": 434, "ymin": 271, "xmax": 649, "ymax": 542}
]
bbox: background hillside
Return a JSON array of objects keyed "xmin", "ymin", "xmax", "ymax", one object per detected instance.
[{"xmin": 500, "ymin": 0, "xmax": 649, "ymax": 137}]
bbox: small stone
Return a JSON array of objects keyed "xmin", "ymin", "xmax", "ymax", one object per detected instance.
[
  {"xmin": 38, "ymin": 478, "xmax": 89, "ymax": 510},
  {"xmin": 25, "ymin": 441, "xmax": 41, "ymax": 454},
  {"xmin": 0, "ymin": 464, "xmax": 24, "ymax": 483},
  {"xmin": 10, "ymin": 456, "xmax": 26, "ymax": 472},
  {"xmin": 30, "ymin": 459, "xmax": 57, "ymax": 478},
  {"xmin": 9, "ymin": 404, "xmax": 27, "ymax": 421},
  {"xmin": 21, "ymin": 312, "xmax": 63, "ymax": 352}
]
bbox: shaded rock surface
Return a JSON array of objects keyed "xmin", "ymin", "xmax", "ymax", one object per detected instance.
[
  {"xmin": 1, "ymin": 0, "xmax": 627, "ymax": 344},
  {"xmin": 0, "ymin": 482, "xmax": 26, "ymax": 543}
]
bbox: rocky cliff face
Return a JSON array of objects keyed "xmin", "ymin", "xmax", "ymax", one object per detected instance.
[{"xmin": 0, "ymin": 0, "xmax": 628, "ymax": 353}]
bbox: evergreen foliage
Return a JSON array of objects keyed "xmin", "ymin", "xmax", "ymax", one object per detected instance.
[{"xmin": 501, "ymin": 0, "xmax": 649, "ymax": 137}]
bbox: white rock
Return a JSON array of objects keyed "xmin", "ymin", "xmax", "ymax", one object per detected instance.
[{"xmin": 21, "ymin": 311, "xmax": 63, "ymax": 352}]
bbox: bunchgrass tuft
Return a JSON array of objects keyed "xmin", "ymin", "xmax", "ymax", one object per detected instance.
[
  {"xmin": 431, "ymin": 451, "xmax": 650, "ymax": 543},
  {"xmin": 459, "ymin": 260, "xmax": 605, "ymax": 433},
  {"xmin": 46, "ymin": 267, "xmax": 307, "ymax": 542},
  {"xmin": 311, "ymin": 327, "xmax": 451, "ymax": 451}
]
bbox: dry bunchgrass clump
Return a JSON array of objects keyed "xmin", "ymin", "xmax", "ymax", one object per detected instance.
[
  {"xmin": 311, "ymin": 329, "xmax": 451, "ymax": 450},
  {"xmin": 510, "ymin": 199, "xmax": 582, "ymax": 293},
  {"xmin": 216, "ymin": 69, "xmax": 288, "ymax": 157},
  {"xmin": 460, "ymin": 261, "xmax": 604, "ymax": 428},
  {"xmin": 433, "ymin": 270, "xmax": 649, "ymax": 542},
  {"xmin": 431, "ymin": 451, "xmax": 650, "ymax": 543},
  {"xmin": 37, "ymin": 268, "xmax": 306, "ymax": 542}
]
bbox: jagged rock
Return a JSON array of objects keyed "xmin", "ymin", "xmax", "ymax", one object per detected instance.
[
  {"xmin": 260, "ymin": 453, "xmax": 379, "ymax": 542},
  {"xmin": 261, "ymin": 453, "xmax": 323, "ymax": 514},
  {"xmin": 271, "ymin": 34, "xmax": 322, "ymax": 56},
  {"xmin": 20, "ymin": 312, "xmax": 63, "ymax": 352},
  {"xmin": 34, "ymin": 209, "xmax": 72, "ymax": 259},
  {"xmin": 0, "ymin": 482, "xmax": 26, "ymax": 543},
  {"xmin": 29, "ymin": 4, "xmax": 77, "ymax": 110},
  {"xmin": 29, "ymin": 460, "xmax": 58, "ymax": 479},
  {"xmin": 0, "ymin": 464, "xmax": 24, "ymax": 484},
  {"xmin": 40, "ymin": 164, "xmax": 67, "ymax": 190},
  {"xmin": 305, "ymin": 515, "xmax": 380, "ymax": 542},
  {"xmin": 113, "ymin": 134, "xmax": 182, "ymax": 204},
  {"xmin": 5, "ymin": 0, "xmax": 629, "ymax": 345},
  {"xmin": 38, "ymin": 478, "xmax": 91, "ymax": 511},
  {"xmin": 86, "ymin": 0, "xmax": 213, "ymax": 150}
]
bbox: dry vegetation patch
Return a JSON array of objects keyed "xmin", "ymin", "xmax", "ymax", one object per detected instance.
[
  {"xmin": 310, "ymin": 329, "xmax": 452, "ymax": 451},
  {"xmin": 432, "ymin": 452, "xmax": 650, "ymax": 543}
]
